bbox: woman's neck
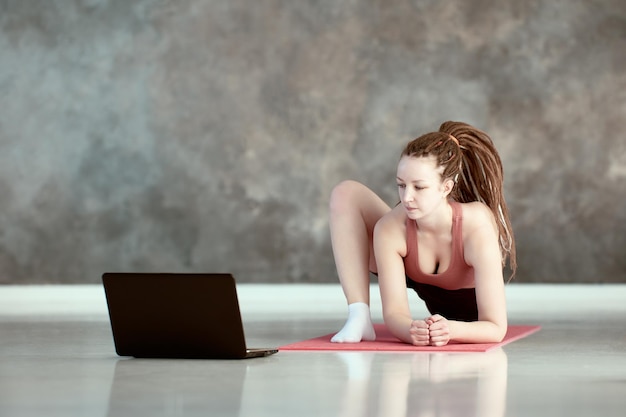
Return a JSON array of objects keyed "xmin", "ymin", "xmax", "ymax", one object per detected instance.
[{"xmin": 415, "ymin": 200, "xmax": 453, "ymax": 235}]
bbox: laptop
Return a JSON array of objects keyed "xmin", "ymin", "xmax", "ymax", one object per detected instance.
[{"xmin": 102, "ymin": 273, "xmax": 278, "ymax": 359}]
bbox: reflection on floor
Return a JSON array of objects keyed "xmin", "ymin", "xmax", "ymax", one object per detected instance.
[{"xmin": 0, "ymin": 284, "xmax": 625, "ymax": 416}]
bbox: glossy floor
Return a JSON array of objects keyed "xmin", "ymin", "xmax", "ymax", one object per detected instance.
[{"xmin": 0, "ymin": 284, "xmax": 625, "ymax": 417}]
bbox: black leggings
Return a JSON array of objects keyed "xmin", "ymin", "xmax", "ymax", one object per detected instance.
[{"xmin": 406, "ymin": 278, "xmax": 478, "ymax": 322}]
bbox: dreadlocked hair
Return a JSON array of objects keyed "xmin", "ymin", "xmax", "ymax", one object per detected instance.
[{"xmin": 401, "ymin": 121, "xmax": 516, "ymax": 277}]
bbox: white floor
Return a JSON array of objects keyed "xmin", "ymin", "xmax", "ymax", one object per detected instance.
[{"xmin": 1, "ymin": 283, "xmax": 625, "ymax": 416}]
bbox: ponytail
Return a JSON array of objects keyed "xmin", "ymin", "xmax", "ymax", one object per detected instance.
[{"xmin": 438, "ymin": 121, "xmax": 516, "ymax": 276}]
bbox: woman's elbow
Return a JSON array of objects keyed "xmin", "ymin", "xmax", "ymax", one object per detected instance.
[
  {"xmin": 476, "ymin": 319, "xmax": 507, "ymax": 343},
  {"xmin": 492, "ymin": 323, "xmax": 507, "ymax": 343}
]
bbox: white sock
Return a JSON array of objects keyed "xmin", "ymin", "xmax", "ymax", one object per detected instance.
[{"xmin": 331, "ymin": 302, "xmax": 376, "ymax": 343}]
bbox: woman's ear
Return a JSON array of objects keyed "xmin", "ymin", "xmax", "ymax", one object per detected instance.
[{"xmin": 443, "ymin": 178, "xmax": 455, "ymax": 197}]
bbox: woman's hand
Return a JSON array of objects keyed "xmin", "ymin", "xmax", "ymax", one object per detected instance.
[
  {"xmin": 410, "ymin": 315, "xmax": 451, "ymax": 346},
  {"xmin": 426, "ymin": 314, "xmax": 450, "ymax": 346},
  {"xmin": 409, "ymin": 320, "xmax": 431, "ymax": 346}
]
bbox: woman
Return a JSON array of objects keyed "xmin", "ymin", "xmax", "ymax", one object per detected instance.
[{"xmin": 329, "ymin": 121, "xmax": 516, "ymax": 346}]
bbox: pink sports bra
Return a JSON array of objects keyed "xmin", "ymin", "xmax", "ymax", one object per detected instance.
[{"xmin": 404, "ymin": 201, "xmax": 475, "ymax": 290}]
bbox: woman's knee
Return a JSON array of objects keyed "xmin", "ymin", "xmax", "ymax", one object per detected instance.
[{"xmin": 329, "ymin": 180, "xmax": 367, "ymax": 214}]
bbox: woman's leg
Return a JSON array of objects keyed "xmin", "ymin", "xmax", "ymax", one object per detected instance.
[{"xmin": 329, "ymin": 180, "xmax": 391, "ymax": 342}]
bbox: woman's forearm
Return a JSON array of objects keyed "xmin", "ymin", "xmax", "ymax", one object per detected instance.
[
  {"xmin": 386, "ymin": 313, "xmax": 507, "ymax": 345},
  {"xmin": 449, "ymin": 320, "xmax": 507, "ymax": 344},
  {"xmin": 383, "ymin": 313, "xmax": 414, "ymax": 344}
]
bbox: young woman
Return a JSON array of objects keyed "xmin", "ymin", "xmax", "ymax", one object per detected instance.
[{"xmin": 329, "ymin": 121, "xmax": 516, "ymax": 346}]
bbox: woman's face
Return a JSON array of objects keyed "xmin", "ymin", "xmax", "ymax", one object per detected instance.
[{"xmin": 396, "ymin": 155, "xmax": 451, "ymax": 220}]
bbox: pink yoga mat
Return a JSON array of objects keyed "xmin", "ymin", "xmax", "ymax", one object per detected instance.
[{"xmin": 279, "ymin": 324, "xmax": 541, "ymax": 352}]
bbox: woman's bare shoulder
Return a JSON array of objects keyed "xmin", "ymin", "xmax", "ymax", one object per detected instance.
[
  {"xmin": 374, "ymin": 204, "xmax": 408, "ymax": 255},
  {"xmin": 375, "ymin": 205, "xmax": 407, "ymax": 240},
  {"xmin": 458, "ymin": 201, "xmax": 497, "ymax": 233},
  {"xmin": 377, "ymin": 204, "xmax": 407, "ymax": 227}
]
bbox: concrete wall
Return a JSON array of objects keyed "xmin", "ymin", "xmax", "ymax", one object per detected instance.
[{"xmin": 1, "ymin": 0, "xmax": 625, "ymax": 284}]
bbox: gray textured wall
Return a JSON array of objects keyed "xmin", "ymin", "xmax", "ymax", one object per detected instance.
[{"xmin": 1, "ymin": 0, "xmax": 625, "ymax": 284}]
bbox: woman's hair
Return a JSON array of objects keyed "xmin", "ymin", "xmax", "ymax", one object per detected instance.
[{"xmin": 401, "ymin": 121, "xmax": 516, "ymax": 276}]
